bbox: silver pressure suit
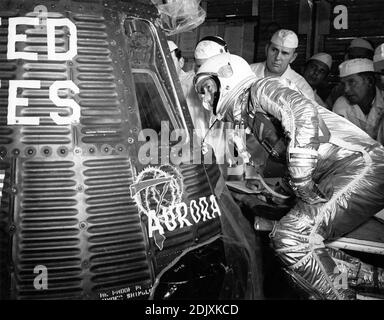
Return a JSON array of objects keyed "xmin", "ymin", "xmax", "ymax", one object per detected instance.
[{"xmin": 243, "ymin": 77, "xmax": 384, "ymax": 299}]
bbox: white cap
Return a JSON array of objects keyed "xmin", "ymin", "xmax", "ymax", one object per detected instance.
[
  {"xmin": 194, "ymin": 40, "xmax": 227, "ymax": 61},
  {"xmin": 270, "ymin": 29, "xmax": 298, "ymax": 49},
  {"xmin": 309, "ymin": 52, "xmax": 333, "ymax": 70},
  {"xmin": 349, "ymin": 38, "xmax": 374, "ymax": 51},
  {"xmin": 168, "ymin": 40, "xmax": 178, "ymax": 52},
  {"xmin": 339, "ymin": 58, "xmax": 374, "ymax": 77},
  {"xmin": 373, "ymin": 43, "xmax": 384, "ymax": 72}
]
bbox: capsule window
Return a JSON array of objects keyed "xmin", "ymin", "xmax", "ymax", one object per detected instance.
[{"xmin": 132, "ymin": 69, "xmax": 175, "ymax": 134}]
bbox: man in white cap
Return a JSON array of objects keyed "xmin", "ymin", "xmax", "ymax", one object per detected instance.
[
  {"xmin": 168, "ymin": 37, "xmax": 229, "ymax": 133},
  {"xmin": 192, "ymin": 36, "xmax": 243, "ymax": 177},
  {"xmin": 326, "ymin": 38, "xmax": 374, "ymax": 108},
  {"xmin": 332, "ymin": 58, "xmax": 384, "ymax": 144},
  {"xmin": 303, "ymin": 53, "xmax": 333, "ymax": 108},
  {"xmin": 245, "ymin": 29, "xmax": 315, "ymax": 187},
  {"xmin": 250, "ymin": 29, "xmax": 315, "ymax": 100},
  {"xmin": 168, "ymin": 40, "xmax": 185, "ymax": 76},
  {"xmin": 168, "ymin": 38, "xmax": 238, "ymax": 176},
  {"xmin": 168, "ymin": 40, "xmax": 210, "ymax": 137}
]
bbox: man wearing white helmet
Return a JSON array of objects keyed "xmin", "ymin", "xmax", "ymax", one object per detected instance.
[
  {"xmin": 192, "ymin": 36, "xmax": 241, "ymax": 176},
  {"xmin": 194, "ymin": 53, "xmax": 384, "ymax": 299},
  {"xmin": 303, "ymin": 53, "xmax": 333, "ymax": 108},
  {"xmin": 250, "ymin": 29, "xmax": 315, "ymax": 101},
  {"xmin": 332, "ymin": 58, "xmax": 384, "ymax": 145},
  {"xmin": 169, "ymin": 37, "xmax": 238, "ymax": 176}
]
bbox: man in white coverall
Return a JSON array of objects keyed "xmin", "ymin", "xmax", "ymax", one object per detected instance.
[
  {"xmin": 332, "ymin": 58, "xmax": 384, "ymax": 145},
  {"xmin": 192, "ymin": 36, "xmax": 240, "ymax": 175},
  {"xmin": 250, "ymin": 29, "xmax": 315, "ymax": 100}
]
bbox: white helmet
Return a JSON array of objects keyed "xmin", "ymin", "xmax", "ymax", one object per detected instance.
[
  {"xmin": 194, "ymin": 54, "xmax": 256, "ymax": 119},
  {"xmin": 194, "ymin": 36, "xmax": 228, "ymax": 67}
]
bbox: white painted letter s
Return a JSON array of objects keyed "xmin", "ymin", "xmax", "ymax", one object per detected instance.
[{"xmin": 49, "ymin": 80, "xmax": 80, "ymax": 125}]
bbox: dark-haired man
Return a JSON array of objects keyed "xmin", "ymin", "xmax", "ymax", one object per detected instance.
[
  {"xmin": 303, "ymin": 53, "xmax": 332, "ymax": 108},
  {"xmin": 168, "ymin": 40, "xmax": 210, "ymax": 137},
  {"xmin": 325, "ymin": 38, "xmax": 375, "ymax": 108}
]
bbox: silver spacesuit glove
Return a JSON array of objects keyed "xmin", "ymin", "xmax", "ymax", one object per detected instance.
[{"xmin": 287, "ymin": 147, "xmax": 327, "ymax": 204}]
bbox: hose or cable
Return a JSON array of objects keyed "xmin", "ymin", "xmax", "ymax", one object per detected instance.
[{"xmin": 251, "ymin": 173, "xmax": 290, "ymax": 200}]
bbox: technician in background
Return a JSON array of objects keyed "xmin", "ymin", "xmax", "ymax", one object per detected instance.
[
  {"xmin": 325, "ymin": 38, "xmax": 375, "ymax": 108},
  {"xmin": 303, "ymin": 53, "xmax": 333, "ymax": 109},
  {"xmin": 332, "ymin": 58, "xmax": 384, "ymax": 145},
  {"xmin": 250, "ymin": 29, "xmax": 315, "ymax": 100},
  {"xmin": 168, "ymin": 40, "xmax": 210, "ymax": 137}
]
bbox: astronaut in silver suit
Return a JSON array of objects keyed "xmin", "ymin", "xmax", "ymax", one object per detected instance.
[{"xmin": 193, "ymin": 53, "xmax": 384, "ymax": 299}]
